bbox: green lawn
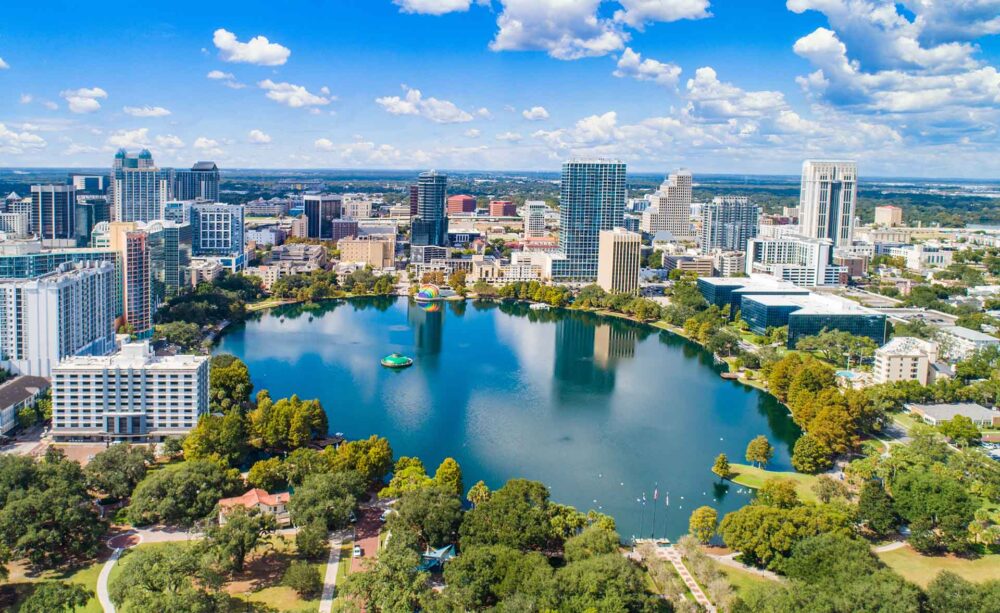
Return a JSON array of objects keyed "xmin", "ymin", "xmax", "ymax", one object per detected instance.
[
  {"xmin": 728, "ymin": 463, "xmax": 821, "ymax": 503},
  {"xmin": 877, "ymin": 546, "xmax": 1000, "ymax": 587},
  {"xmin": 4, "ymin": 555, "xmax": 108, "ymax": 613},
  {"xmin": 716, "ymin": 563, "xmax": 777, "ymax": 594}
]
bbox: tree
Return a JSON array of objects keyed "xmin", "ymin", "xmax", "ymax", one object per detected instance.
[
  {"xmin": 289, "ymin": 471, "xmax": 365, "ymax": 530},
  {"xmin": 466, "ymin": 480, "xmax": 490, "ymax": 507},
  {"xmin": 756, "ymin": 478, "xmax": 799, "ymax": 509},
  {"xmin": 284, "ymin": 560, "xmax": 322, "ymax": 599},
  {"xmin": 812, "ymin": 475, "xmax": 850, "ymax": 504},
  {"xmin": 459, "ymin": 479, "xmax": 555, "ymax": 552},
  {"xmin": 247, "ymin": 456, "xmax": 287, "ymax": 491},
  {"xmin": 340, "ymin": 542, "xmax": 433, "ymax": 612},
  {"xmin": 248, "ymin": 391, "xmax": 328, "ymax": 451},
  {"xmin": 153, "ymin": 321, "xmax": 203, "ymax": 352},
  {"xmin": 127, "ymin": 460, "xmax": 242, "ymax": 527},
  {"xmin": 162, "ymin": 436, "xmax": 184, "ymax": 459},
  {"xmin": 20, "ymin": 581, "xmax": 92, "ymax": 613},
  {"xmin": 857, "ymin": 480, "xmax": 899, "ymax": 537},
  {"xmin": 389, "ymin": 487, "xmax": 464, "ymax": 547},
  {"xmin": 791, "ymin": 433, "xmax": 833, "ymax": 474},
  {"xmin": 296, "ymin": 520, "xmax": 329, "ymax": 560},
  {"xmin": 205, "ymin": 505, "xmax": 276, "ymax": 572},
  {"xmin": 711, "ymin": 453, "xmax": 732, "ymax": 480},
  {"xmin": 718, "ymin": 503, "xmax": 852, "ymax": 571},
  {"xmin": 689, "ymin": 506, "xmax": 718, "ymax": 544},
  {"xmin": 0, "ymin": 452, "xmax": 106, "ymax": 571},
  {"xmin": 109, "ymin": 544, "xmax": 223, "ymax": 611},
  {"xmin": 892, "ymin": 469, "xmax": 976, "ymax": 553},
  {"xmin": 925, "ymin": 571, "xmax": 999, "ymax": 613},
  {"xmin": 745, "ymin": 435, "xmax": 774, "ymax": 468},
  {"xmin": 795, "ymin": 329, "xmax": 878, "ymax": 366},
  {"xmin": 84, "ymin": 444, "xmax": 154, "ymax": 500},
  {"xmin": 554, "ymin": 553, "xmax": 657, "ymax": 612},
  {"xmin": 432, "ymin": 457, "xmax": 464, "ymax": 497},
  {"xmin": 564, "ymin": 524, "xmax": 620, "ymax": 562},
  {"xmin": 379, "ymin": 457, "xmax": 432, "ymax": 498},
  {"xmin": 442, "ymin": 544, "xmax": 554, "ymax": 610},
  {"xmin": 183, "ymin": 411, "xmax": 250, "ymax": 467},
  {"xmin": 327, "ymin": 435, "xmax": 394, "ymax": 483},
  {"xmin": 209, "ymin": 354, "xmax": 253, "ymax": 413},
  {"xmin": 938, "ymin": 415, "xmax": 982, "ymax": 446}
]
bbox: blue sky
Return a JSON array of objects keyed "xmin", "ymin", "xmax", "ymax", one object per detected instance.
[{"xmin": 1, "ymin": 0, "xmax": 999, "ymax": 177}]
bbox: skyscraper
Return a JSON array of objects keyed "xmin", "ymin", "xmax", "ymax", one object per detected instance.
[
  {"xmin": 408, "ymin": 185, "xmax": 419, "ymax": 217},
  {"xmin": 30, "ymin": 185, "xmax": 77, "ymax": 240},
  {"xmin": 411, "ymin": 171, "xmax": 448, "ymax": 247},
  {"xmin": 146, "ymin": 220, "xmax": 193, "ymax": 303},
  {"xmin": 303, "ymin": 194, "xmax": 342, "ymax": 240},
  {"xmin": 641, "ymin": 169, "xmax": 692, "ymax": 236},
  {"xmin": 553, "ymin": 159, "xmax": 626, "ymax": 281},
  {"xmin": 109, "ymin": 223, "xmax": 152, "ymax": 337},
  {"xmin": 190, "ymin": 202, "xmax": 245, "ymax": 256},
  {"xmin": 597, "ymin": 228, "xmax": 641, "ymax": 294},
  {"xmin": 699, "ymin": 196, "xmax": 760, "ymax": 254},
  {"xmin": 523, "ymin": 201, "xmax": 547, "ymax": 239},
  {"xmin": 111, "ymin": 149, "xmax": 170, "ymax": 223},
  {"xmin": 799, "ymin": 160, "xmax": 857, "ymax": 247},
  {"xmin": 173, "ymin": 162, "xmax": 220, "ymax": 201}
]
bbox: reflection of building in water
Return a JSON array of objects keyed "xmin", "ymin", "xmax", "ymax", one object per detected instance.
[
  {"xmin": 553, "ymin": 315, "xmax": 615, "ymax": 396},
  {"xmin": 408, "ymin": 300, "xmax": 443, "ymax": 355},
  {"xmin": 593, "ymin": 324, "xmax": 637, "ymax": 369}
]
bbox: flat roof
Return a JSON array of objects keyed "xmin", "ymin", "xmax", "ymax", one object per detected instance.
[
  {"xmin": 54, "ymin": 342, "xmax": 208, "ymax": 371},
  {"xmin": 0, "ymin": 376, "xmax": 49, "ymax": 409},
  {"xmin": 743, "ymin": 292, "xmax": 878, "ymax": 315},
  {"xmin": 697, "ymin": 275, "xmax": 801, "ymax": 291},
  {"xmin": 878, "ymin": 336, "xmax": 937, "ymax": 355},
  {"xmin": 939, "ymin": 325, "xmax": 999, "ymax": 342}
]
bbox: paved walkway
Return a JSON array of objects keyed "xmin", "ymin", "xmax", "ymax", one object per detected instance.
[
  {"xmin": 655, "ymin": 546, "xmax": 717, "ymax": 613},
  {"xmin": 318, "ymin": 531, "xmax": 348, "ymax": 613},
  {"xmin": 873, "ymin": 541, "xmax": 907, "ymax": 553},
  {"xmin": 706, "ymin": 552, "xmax": 781, "ymax": 581}
]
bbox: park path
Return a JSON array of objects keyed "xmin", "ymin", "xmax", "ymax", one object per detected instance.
[
  {"xmin": 706, "ymin": 551, "xmax": 781, "ymax": 581},
  {"xmin": 96, "ymin": 547, "xmax": 123, "ymax": 613},
  {"xmin": 873, "ymin": 541, "xmax": 907, "ymax": 553},
  {"xmin": 318, "ymin": 530, "xmax": 348, "ymax": 613},
  {"xmin": 656, "ymin": 545, "xmax": 717, "ymax": 613}
]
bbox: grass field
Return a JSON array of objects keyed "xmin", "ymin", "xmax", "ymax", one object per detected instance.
[
  {"xmin": 877, "ymin": 545, "xmax": 1000, "ymax": 587},
  {"xmin": 716, "ymin": 563, "xmax": 777, "ymax": 594},
  {"xmin": 3, "ymin": 554, "xmax": 109, "ymax": 613},
  {"xmin": 728, "ymin": 463, "xmax": 821, "ymax": 503}
]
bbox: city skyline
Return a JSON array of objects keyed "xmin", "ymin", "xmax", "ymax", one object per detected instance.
[{"xmin": 0, "ymin": 1, "xmax": 998, "ymax": 177}]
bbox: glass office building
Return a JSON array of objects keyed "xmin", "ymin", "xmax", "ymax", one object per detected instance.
[
  {"xmin": 552, "ymin": 159, "xmax": 626, "ymax": 282},
  {"xmin": 173, "ymin": 162, "xmax": 220, "ymax": 201},
  {"xmin": 740, "ymin": 293, "xmax": 887, "ymax": 346},
  {"xmin": 411, "ymin": 171, "xmax": 448, "ymax": 247}
]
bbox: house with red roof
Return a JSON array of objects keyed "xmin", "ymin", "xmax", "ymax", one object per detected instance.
[{"xmin": 217, "ymin": 488, "xmax": 291, "ymax": 526}]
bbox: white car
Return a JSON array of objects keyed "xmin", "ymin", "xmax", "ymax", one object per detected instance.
[{"xmin": 353, "ymin": 545, "xmax": 362, "ymax": 558}]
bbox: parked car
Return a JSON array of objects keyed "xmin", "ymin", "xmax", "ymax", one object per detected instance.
[{"xmin": 353, "ymin": 545, "xmax": 362, "ymax": 558}]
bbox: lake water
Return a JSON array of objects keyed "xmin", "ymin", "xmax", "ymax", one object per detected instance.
[{"xmin": 216, "ymin": 297, "xmax": 801, "ymax": 540}]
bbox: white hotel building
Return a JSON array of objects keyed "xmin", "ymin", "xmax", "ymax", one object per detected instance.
[
  {"xmin": 744, "ymin": 234, "xmax": 845, "ymax": 287},
  {"xmin": 51, "ymin": 341, "xmax": 209, "ymax": 442}
]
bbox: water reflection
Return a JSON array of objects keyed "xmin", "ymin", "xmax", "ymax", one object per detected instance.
[{"xmin": 407, "ymin": 300, "xmax": 444, "ymax": 355}]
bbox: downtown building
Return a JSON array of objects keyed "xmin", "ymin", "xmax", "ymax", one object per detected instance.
[
  {"xmin": 50, "ymin": 341, "xmax": 209, "ymax": 443},
  {"xmin": 551, "ymin": 159, "xmax": 626, "ymax": 282},
  {"xmin": 111, "ymin": 149, "xmax": 171, "ymax": 223},
  {"xmin": 523, "ymin": 201, "xmax": 548, "ymax": 239},
  {"xmin": 412, "ymin": 171, "xmax": 448, "ymax": 247},
  {"xmin": 30, "ymin": 185, "xmax": 77, "ymax": 241},
  {"xmin": 641, "ymin": 169, "xmax": 692, "ymax": 237},
  {"xmin": 0, "ymin": 261, "xmax": 117, "ymax": 377},
  {"xmin": 799, "ymin": 160, "xmax": 857, "ymax": 247},
  {"xmin": 303, "ymin": 194, "xmax": 343, "ymax": 240},
  {"xmin": 173, "ymin": 162, "xmax": 220, "ymax": 201},
  {"xmin": 597, "ymin": 228, "xmax": 641, "ymax": 294},
  {"xmin": 745, "ymin": 234, "xmax": 845, "ymax": 287},
  {"xmin": 699, "ymin": 196, "xmax": 760, "ymax": 254},
  {"xmin": 190, "ymin": 202, "xmax": 245, "ymax": 268}
]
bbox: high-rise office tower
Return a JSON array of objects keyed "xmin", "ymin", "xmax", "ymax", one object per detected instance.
[
  {"xmin": 111, "ymin": 149, "xmax": 170, "ymax": 223},
  {"xmin": 799, "ymin": 160, "xmax": 857, "ymax": 247},
  {"xmin": 173, "ymin": 162, "xmax": 220, "ymax": 201},
  {"xmin": 74, "ymin": 200, "xmax": 110, "ymax": 247},
  {"xmin": 408, "ymin": 185, "xmax": 419, "ymax": 217},
  {"xmin": 0, "ymin": 261, "xmax": 117, "ymax": 376},
  {"xmin": 597, "ymin": 228, "xmax": 641, "ymax": 294},
  {"xmin": 30, "ymin": 185, "xmax": 77, "ymax": 240},
  {"xmin": 69, "ymin": 174, "xmax": 107, "ymax": 194},
  {"xmin": 190, "ymin": 202, "xmax": 245, "ymax": 256},
  {"xmin": 146, "ymin": 220, "xmax": 193, "ymax": 303},
  {"xmin": 641, "ymin": 169, "xmax": 691, "ymax": 236},
  {"xmin": 109, "ymin": 223, "xmax": 152, "ymax": 337},
  {"xmin": 523, "ymin": 201, "xmax": 547, "ymax": 239},
  {"xmin": 699, "ymin": 196, "xmax": 760, "ymax": 254},
  {"xmin": 553, "ymin": 159, "xmax": 626, "ymax": 281},
  {"xmin": 303, "ymin": 194, "xmax": 342, "ymax": 240},
  {"xmin": 411, "ymin": 171, "xmax": 448, "ymax": 247}
]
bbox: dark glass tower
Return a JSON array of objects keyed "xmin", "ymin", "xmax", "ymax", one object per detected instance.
[{"xmin": 411, "ymin": 171, "xmax": 448, "ymax": 246}]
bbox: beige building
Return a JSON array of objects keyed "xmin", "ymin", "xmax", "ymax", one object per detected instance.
[
  {"xmin": 641, "ymin": 169, "xmax": 692, "ymax": 237},
  {"xmin": 338, "ymin": 235, "xmax": 396, "ymax": 269},
  {"xmin": 874, "ymin": 205, "xmax": 903, "ymax": 227},
  {"xmin": 873, "ymin": 337, "xmax": 939, "ymax": 385},
  {"xmin": 597, "ymin": 228, "xmax": 640, "ymax": 294}
]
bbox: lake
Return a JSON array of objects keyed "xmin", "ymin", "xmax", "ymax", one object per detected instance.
[{"xmin": 216, "ymin": 296, "xmax": 801, "ymax": 539}]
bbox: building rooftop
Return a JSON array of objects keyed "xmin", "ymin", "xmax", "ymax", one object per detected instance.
[
  {"xmin": 877, "ymin": 336, "xmax": 937, "ymax": 356},
  {"xmin": 219, "ymin": 488, "xmax": 290, "ymax": 509},
  {"xmin": 0, "ymin": 376, "xmax": 50, "ymax": 409},
  {"xmin": 53, "ymin": 342, "xmax": 208, "ymax": 372},
  {"xmin": 697, "ymin": 275, "xmax": 802, "ymax": 291},
  {"xmin": 939, "ymin": 325, "xmax": 999, "ymax": 342},
  {"xmin": 905, "ymin": 402, "xmax": 997, "ymax": 422},
  {"xmin": 745, "ymin": 292, "xmax": 877, "ymax": 315}
]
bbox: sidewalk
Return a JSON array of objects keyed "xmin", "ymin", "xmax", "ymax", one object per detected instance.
[{"xmin": 318, "ymin": 530, "xmax": 349, "ymax": 613}]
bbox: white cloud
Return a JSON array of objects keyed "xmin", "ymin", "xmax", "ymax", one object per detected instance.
[
  {"xmin": 476, "ymin": 107, "xmax": 492, "ymax": 119},
  {"xmin": 314, "ymin": 138, "xmax": 334, "ymax": 151},
  {"xmin": 213, "ymin": 28, "xmax": 290, "ymax": 66},
  {"xmin": 248, "ymin": 129, "xmax": 272, "ymax": 144},
  {"xmin": 312, "ymin": 136, "xmax": 426, "ymax": 166},
  {"xmin": 393, "ymin": 0, "xmax": 485, "ymax": 14},
  {"xmin": 496, "ymin": 131, "xmax": 524, "ymax": 142},
  {"xmin": 614, "ymin": 47, "xmax": 682, "ymax": 86},
  {"xmin": 123, "ymin": 105, "xmax": 171, "ymax": 118},
  {"xmin": 375, "ymin": 85, "xmax": 474, "ymax": 123},
  {"xmin": 0, "ymin": 57, "xmax": 8, "ymax": 70},
  {"xmin": 522, "ymin": 106, "xmax": 550, "ymax": 121},
  {"xmin": 614, "ymin": 0, "xmax": 712, "ymax": 29},
  {"xmin": 207, "ymin": 70, "xmax": 246, "ymax": 89},
  {"xmin": 194, "ymin": 136, "xmax": 219, "ymax": 149},
  {"xmin": 42, "ymin": 101, "xmax": 58, "ymax": 110},
  {"xmin": 64, "ymin": 143, "xmax": 100, "ymax": 156},
  {"xmin": 60, "ymin": 87, "xmax": 108, "ymax": 114},
  {"xmin": 155, "ymin": 134, "xmax": 184, "ymax": 149},
  {"xmin": 0, "ymin": 123, "xmax": 46, "ymax": 153},
  {"xmin": 491, "ymin": 0, "xmax": 627, "ymax": 60},
  {"xmin": 19, "ymin": 94, "xmax": 32, "ymax": 104},
  {"xmin": 106, "ymin": 128, "xmax": 151, "ymax": 149},
  {"xmin": 258, "ymin": 79, "xmax": 331, "ymax": 108},
  {"xmin": 464, "ymin": 129, "xmax": 481, "ymax": 138}
]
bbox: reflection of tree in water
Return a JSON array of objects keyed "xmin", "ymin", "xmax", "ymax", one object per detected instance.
[
  {"xmin": 447, "ymin": 300, "xmax": 467, "ymax": 317},
  {"xmin": 272, "ymin": 299, "xmax": 344, "ymax": 321},
  {"xmin": 354, "ymin": 295, "xmax": 397, "ymax": 313},
  {"xmin": 408, "ymin": 300, "xmax": 444, "ymax": 355},
  {"xmin": 712, "ymin": 481, "xmax": 730, "ymax": 502},
  {"xmin": 755, "ymin": 394, "xmax": 802, "ymax": 456}
]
